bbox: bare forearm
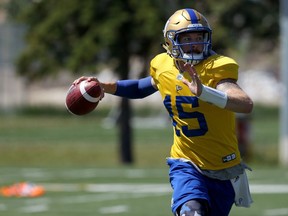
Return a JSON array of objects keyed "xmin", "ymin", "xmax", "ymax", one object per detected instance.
[{"xmin": 217, "ymin": 82, "xmax": 253, "ymax": 113}]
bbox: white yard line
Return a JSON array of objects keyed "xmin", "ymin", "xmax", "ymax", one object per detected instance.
[
  {"xmin": 99, "ymin": 205, "xmax": 129, "ymax": 214},
  {"xmin": 264, "ymin": 208, "xmax": 288, "ymax": 216},
  {"xmin": 14, "ymin": 189, "xmax": 167, "ymax": 214},
  {"xmin": 42, "ymin": 183, "xmax": 288, "ymax": 194},
  {"xmin": 19, "ymin": 204, "xmax": 48, "ymax": 213},
  {"xmin": 250, "ymin": 184, "xmax": 288, "ymax": 194},
  {"xmin": 0, "ymin": 204, "xmax": 7, "ymax": 211}
]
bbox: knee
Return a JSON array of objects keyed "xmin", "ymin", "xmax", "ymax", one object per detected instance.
[{"xmin": 178, "ymin": 199, "xmax": 209, "ymax": 216}]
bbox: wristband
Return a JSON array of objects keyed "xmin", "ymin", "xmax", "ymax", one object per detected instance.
[{"xmin": 198, "ymin": 85, "xmax": 228, "ymax": 108}]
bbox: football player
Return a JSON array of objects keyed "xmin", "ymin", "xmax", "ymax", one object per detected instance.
[{"xmin": 75, "ymin": 8, "xmax": 253, "ymax": 216}]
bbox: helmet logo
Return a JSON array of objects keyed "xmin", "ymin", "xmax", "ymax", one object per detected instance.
[{"xmin": 188, "ymin": 23, "xmax": 203, "ymax": 28}]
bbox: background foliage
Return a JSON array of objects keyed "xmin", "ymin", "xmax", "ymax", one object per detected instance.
[{"xmin": 5, "ymin": 0, "xmax": 279, "ymax": 79}]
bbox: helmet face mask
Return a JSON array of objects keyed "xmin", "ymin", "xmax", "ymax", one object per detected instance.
[{"xmin": 163, "ymin": 9, "xmax": 212, "ymax": 65}]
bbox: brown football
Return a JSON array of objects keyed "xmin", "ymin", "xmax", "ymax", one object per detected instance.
[{"xmin": 65, "ymin": 80, "xmax": 102, "ymax": 115}]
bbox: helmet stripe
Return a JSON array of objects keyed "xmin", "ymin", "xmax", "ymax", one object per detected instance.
[{"xmin": 185, "ymin": 9, "xmax": 198, "ymax": 24}]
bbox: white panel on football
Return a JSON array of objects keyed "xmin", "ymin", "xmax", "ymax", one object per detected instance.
[{"xmin": 79, "ymin": 81, "xmax": 100, "ymax": 103}]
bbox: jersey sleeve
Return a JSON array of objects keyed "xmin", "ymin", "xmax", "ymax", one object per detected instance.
[
  {"xmin": 150, "ymin": 53, "xmax": 174, "ymax": 89},
  {"xmin": 202, "ymin": 55, "xmax": 239, "ymax": 88},
  {"xmin": 213, "ymin": 56, "xmax": 238, "ymax": 79}
]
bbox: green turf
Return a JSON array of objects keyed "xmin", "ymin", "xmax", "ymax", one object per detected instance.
[
  {"xmin": 0, "ymin": 110, "xmax": 174, "ymax": 167},
  {"xmin": 0, "ymin": 105, "xmax": 286, "ymax": 216},
  {"xmin": 0, "ymin": 166, "xmax": 288, "ymax": 216},
  {"xmin": 0, "ymin": 105, "xmax": 280, "ymax": 166}
]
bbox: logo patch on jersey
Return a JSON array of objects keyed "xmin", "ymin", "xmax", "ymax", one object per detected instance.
[
  {"xmin": 176, "ymin": 85, "xmax": 183, "ymax": 92},
  {"xmin": 222, "ymin": 153, "xmax": 236, "ymax": 163},
  {"xmin": 176, "ymin": 74, "xmax": 184, "ymax": 92}
]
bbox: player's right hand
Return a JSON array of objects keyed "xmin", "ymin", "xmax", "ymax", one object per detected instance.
[
  {"xmin": 182, "ymin": 63, "xmax": 203, "ymax": 96},
  {"xmin": 73, "ymin": 76, "xmax": 99, "ymax": 85}
]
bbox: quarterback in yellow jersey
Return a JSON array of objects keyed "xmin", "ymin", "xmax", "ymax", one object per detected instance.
[
  {"xmin": 150, "ymin": 52, "xmax": 241, "ymax": 171},
  {"xmin": 75, "ymin": 8, "xmax": 253, "ymax": 216}
]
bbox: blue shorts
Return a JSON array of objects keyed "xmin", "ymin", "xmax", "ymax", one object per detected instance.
[{"xmin": 167, "ymin": 158, "xmax": 235, "ymax": 216}]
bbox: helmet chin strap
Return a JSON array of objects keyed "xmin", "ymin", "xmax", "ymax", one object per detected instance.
[
  {"xmin": 174, "ymin": 60, "xmax": 185, "ymax": 73},
  {"xmin": 174, "ymin": 58, "xmax": 198, "ymax": 73},
  {"xmin": 162, "ymin": 43, "xmax": 171, "ymax": 54}
]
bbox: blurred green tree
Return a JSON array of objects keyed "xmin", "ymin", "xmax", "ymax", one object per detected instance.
[
  {"xmin": 175, "ymin": 0, "xmax": 279, "ymax": 53},
  {"xmin": 5, "ymin": 0, "xmax": 163, "ymax": 78},
  {"xmin": 6, "ymin": 0, "xmax": 279, "ymax": 79},
  {"xmin": 5, "ymin": 0, "xmax": 175, "ymax": 164}
]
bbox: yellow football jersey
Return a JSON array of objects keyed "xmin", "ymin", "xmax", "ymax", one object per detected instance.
[{"xmin": 150, "ymin": 53, "xmax": 241, "ymax": 170}]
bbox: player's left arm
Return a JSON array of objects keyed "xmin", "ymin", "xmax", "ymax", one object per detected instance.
[{"xmin": 216, "ymin": 79, "xmax": 253, "ymax": 113}]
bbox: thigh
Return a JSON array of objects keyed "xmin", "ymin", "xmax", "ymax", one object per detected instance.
[
  {"xmin": 167, "ymin": 158, "xmax": 210, "ymax": 214},
  {"xmin": 207, "ymin": 178, "xmax": 235, "ymax": 216}
]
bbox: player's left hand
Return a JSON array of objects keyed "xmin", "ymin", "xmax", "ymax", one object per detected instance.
[{"xmin": 182, "ymin": 63, "xmax": 203, "ymax": 96}]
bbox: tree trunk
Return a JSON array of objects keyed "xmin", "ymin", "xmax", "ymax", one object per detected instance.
[
  {"xmin": 118, "ymin": 97, "xmax": 133, "ymax": 164},
  {"xmin": 117, "ymin": 30, "xmax": 133, "ymax": 164}
]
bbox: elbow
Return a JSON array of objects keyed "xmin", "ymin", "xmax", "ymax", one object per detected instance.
[
  {"xmin": 242, "ymin": 99, "xmax": 254, "ymax": 114},
  {"xmin": 230, "ymin": 98, "xmax": 254, "ymax": 114}
]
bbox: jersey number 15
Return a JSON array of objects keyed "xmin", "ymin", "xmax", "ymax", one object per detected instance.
[{"xmin": 164, "ymin": 95, "xmax": 208, "ymax": 137}]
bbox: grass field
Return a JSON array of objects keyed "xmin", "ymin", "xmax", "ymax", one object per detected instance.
[
  {"xmin": 0, "ymin": 105, "xmax": 286, "ymax": 216},
  {"xmin": 0, "ymin": 166, "xmax": 288, "ymax": 216}
]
